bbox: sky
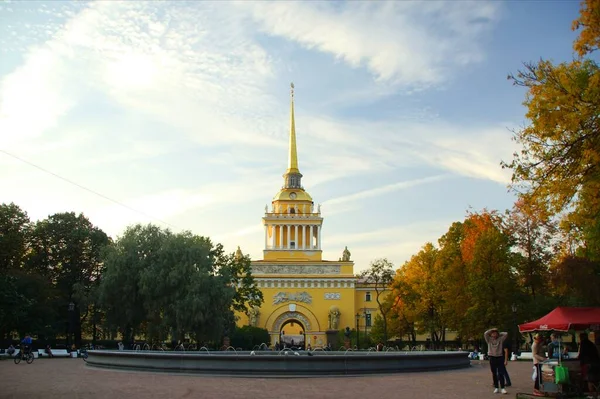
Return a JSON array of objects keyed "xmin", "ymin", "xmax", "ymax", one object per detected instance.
[{"xmin": 0, "ymin": 0, "xmax": 582, "ymax": 273}]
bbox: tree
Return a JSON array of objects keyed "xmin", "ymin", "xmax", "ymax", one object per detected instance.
[
  {"xmin": 572, "ymin": 0, "xmax": 600, "ymax": 58},
  {"xmin": 459, "ymin": 211, "xmax": 518, "ymax": 338},
  {"xmin": 550, "ymin": 255, "xmax": 600, "ymax": 306},
  {"xmin": 505, "ymin": 198, "xmax": 557, "ymax": 298},
  {"xmin": 504, "ymin": 0, "xmax": 600, "ymax": 257},
  {"xmin": 99, "ymin": 224, "xmax": 260, "ymax": 347},
  {"xmin": 359, "ymin": 258, "xmax": 395, "ymax": 342},
  {"xmin": 27, "ymin": 212, "xmax": 109, "ymax": 345},
  {"xmin": 213, "ymin": 247, "xmax": 264, "ymax": 315},
  {"xmin": 395, "ymin": 243, "xmax": 448, "ymax": 348},
  {"xmin": 99, "ymin": 224, "xmax": 159, "ymax": 345},
  {"xmin": 0, "ymin": 203, "xmax": 30, "ymax": 271}
]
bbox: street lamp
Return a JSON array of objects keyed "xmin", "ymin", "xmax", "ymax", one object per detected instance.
[
  {"xmin": 68, "ymin": 302, "xmax": 75, "ymax": 349},
  {"xmin": 511, "ymin": 303, "xmax": 518, "ymax": 356},
  {"xmin": 355, "ymin": 313, "xmax": 360, "ymax": 350}
]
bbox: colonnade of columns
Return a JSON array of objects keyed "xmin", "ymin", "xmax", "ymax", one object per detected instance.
[{"xmin": 264, "ymin": 224, "xmax": 321, "ymax": 250}]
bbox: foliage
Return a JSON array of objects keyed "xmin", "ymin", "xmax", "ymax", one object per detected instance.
[
  {"xmin": 395, "ymin": 243, "xmax": 448, "ymax": 347},
  {"xmin": 504, "ymin": 0, "xmax": 600, "ymax": 261},
  {"xmin": 213, "ymin": 248, "xmax": 264, "ymax": 315},
  {"xmin": 572, "ymin": 0, "xmax": 600, "ymax": 57},
  {"xmin": 0, "ymin": 202, "xmax": 30, "ymax": 271},
  {"xmin": 230, "ymin": 325, "xmax": 270, "ymax": 350},
  {"xmin": 26, "ymin": 212, "xmax": 110, "ymax": 344},
  {"xmin": 98, "ymin": 224, "xmax": 261, "ymax": 346},
  {"xmin": 505, "ymin": 198, "xmax": 557, "ymax": 297},
  {"xmin": 359, "ymin": 258, "xmax": 395, "ymax": 342},
  {"xmin": 550, "ymin": 255, "xmax": 600, "ymax": 305}
]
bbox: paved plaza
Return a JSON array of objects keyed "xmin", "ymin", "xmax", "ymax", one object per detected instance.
[{"xmin": 0, "ymin": 357, "xmax": 536, "ymax": 398}]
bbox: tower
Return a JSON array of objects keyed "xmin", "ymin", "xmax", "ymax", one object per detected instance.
[{"xmin": 262, "ymin": 83, "xmax": 323, "ymax": 262}]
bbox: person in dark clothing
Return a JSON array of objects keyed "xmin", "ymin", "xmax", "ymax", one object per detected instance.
[
  {"xmin": 500, "ymin": 339, "xmax": 512, "ymax": 387},
  {"xmin": 578, "ymin": 333, "xmax": 600, "ymax": 394},
  {"xmin": 547, "ymin": 333, "xmax": 561, "ymax": 360},
  {"xmin": 484, "ymin": 328, "xmax": 509, "ymax": 395}
]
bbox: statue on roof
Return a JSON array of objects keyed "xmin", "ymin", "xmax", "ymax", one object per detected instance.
[
  {"xmin": 235, "ymin": 246, "xmax": 243, "ymax": 260},
  {"xmin": 341, "ymin": 246, "xmax": 351, "ymax": 262}
]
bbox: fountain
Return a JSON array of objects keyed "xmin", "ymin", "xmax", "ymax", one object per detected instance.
[{"xmin": 84, "ymin": 347, "xmax": 470, "ymax": 376}]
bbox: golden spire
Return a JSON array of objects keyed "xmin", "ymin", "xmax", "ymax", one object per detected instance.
[{"xmin": 287, "ymin": 82, "xmax": 300, "ymax": 174}]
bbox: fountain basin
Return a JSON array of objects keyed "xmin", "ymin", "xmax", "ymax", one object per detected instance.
[{"xmin": 85, "ymin": 350, "xmax": 470, "ymax": 376}]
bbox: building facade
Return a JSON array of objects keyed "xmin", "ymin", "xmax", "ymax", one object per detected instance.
[{"xmin": 234, "ymin": 84, "xmax": 381, "ymax": 348}]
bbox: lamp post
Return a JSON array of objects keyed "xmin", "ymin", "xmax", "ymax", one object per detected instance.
[
  {"xmin": 511, "ymin": 303, "xmax": 518, "ymax": 357},
  {"xmin": 68, "ymin": 301, "xmax": 75, "ymax": 349},
  {"xmin": 355, "ymin": 313, "xmax": 360, "ymax": 350}
]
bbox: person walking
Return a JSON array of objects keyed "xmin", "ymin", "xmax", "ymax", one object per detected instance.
[
  {"xmin": 484, "ymin": 328, "xmax": 509, "ymax": 394},
  {"xmin": 532, "ymin": 333, "xmax": 546, "ymax": 396}
]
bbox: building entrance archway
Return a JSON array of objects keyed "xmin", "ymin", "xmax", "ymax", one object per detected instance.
[{"xmin": 279, "ymin": 318, "xmax": 306, "ymax": 349}]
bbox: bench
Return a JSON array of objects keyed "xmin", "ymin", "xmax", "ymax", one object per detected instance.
[
  {"xmin": 0, "ymin": 349, "xmax": 20, "ymax": 357},
  {"xmin": 516, "ymin": 352, "xmax": 578, "ymax": 361},
  {"xmin": 51, "ymin": 349, "xmax": 70, "ymax": 357}
]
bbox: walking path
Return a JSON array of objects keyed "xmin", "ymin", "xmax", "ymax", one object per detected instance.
[{"xmin": 0, "ymin": 357, "xmax": 537, "ymax": 398}]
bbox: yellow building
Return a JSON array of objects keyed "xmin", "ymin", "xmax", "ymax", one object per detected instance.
[{"xmin": 235, "ymin": 84, "xmax": 383, "ymax": 348}]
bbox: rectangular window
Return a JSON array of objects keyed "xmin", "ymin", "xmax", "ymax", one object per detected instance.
[
  {"xmin": 290, "ymin": 241, "xmax": 295, "ymax": 249},
  {"xmin": 365, "ymin": 292, "xmax": 371, "ymax": 302},
  {"xmin": 366, "ymin": 313, "xmax": 372, "ymax": 327}
]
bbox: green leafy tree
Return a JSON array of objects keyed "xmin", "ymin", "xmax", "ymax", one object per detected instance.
[
  {"xmin": 213, "ymin": 247, "xmax": 263, "ymax": 315},
  {"xmin": 359, "ymin": 258, "xmax": 395, "ymax": 342},
  {"xmin": 0, "ymin": 203, "xmax": 30, "ymax": 271},
  {"xmin": 27, "ymin": 212, "xmax": 109, "ymax": 345}
]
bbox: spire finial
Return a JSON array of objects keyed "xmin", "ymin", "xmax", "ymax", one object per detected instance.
[{"xmin": 287, "ymin": 82, "xmax": 299, "ymax": 174}]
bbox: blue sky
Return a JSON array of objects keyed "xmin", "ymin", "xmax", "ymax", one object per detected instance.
[{"xmin": 0, "ymin": 1, "xmax": 582, "ymax": 272}]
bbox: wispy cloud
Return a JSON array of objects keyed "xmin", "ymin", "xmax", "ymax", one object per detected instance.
[
  {"xmin": 0, "ymin": 0, "xmax": 519, "ymax": 272},
  {"xmin": 240, "ymin": 1, "xmax": 501, "ymax": 87},
  {"xmin": 323, "ymin": 175, "xmax": 452, "ymax": 208}
]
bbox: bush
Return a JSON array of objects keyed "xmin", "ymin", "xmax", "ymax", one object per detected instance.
[{"xmin": 230, "ymin": 326, "xmax": 270, "ymax": 350}]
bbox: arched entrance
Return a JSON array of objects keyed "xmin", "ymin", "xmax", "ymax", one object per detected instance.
[
  {"xmin": 279, "ymin": 318, "xmax": 306, "ymax": 349},
  {"xmin": 266, "ymin": 305, "xmax": 321, "ymax": 348}
]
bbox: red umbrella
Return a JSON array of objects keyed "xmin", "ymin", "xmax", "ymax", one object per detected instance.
[{"xmin": 519, "ymin": 307, "xmax": 600, "ymax": 333}]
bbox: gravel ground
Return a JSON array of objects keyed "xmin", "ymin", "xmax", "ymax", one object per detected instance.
[{"xmin": 0, "ymin": 357, "xmax": 537, "ymax": 399}]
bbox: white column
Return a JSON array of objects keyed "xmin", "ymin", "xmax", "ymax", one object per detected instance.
[
  {"xmin": 318, "ymin": 225, "xmax": 322, "ymax": 249},
  {"xmin": 309, "ymin": 225, "xmax": 313, "ymax": 249},
  {"xmin": 279, "ymin": 225, "xmax": 283, "ymax": 249},
  {"xmin": 301, "ymin": 225, "xmax": 306, "ymax": 249},
  {"xmin": 294, "ymin": 225, "xmax": 298, "ymax": 249},
  {"xmin": 286, "ymin": 225, "xmax": 290, "ymax": 249},
  {"xmin": 264, "ymin": 225, "xmax": 268, "ymax": 249},
  {"xmin": 272, "ymin": 226, "xmax": 276, "ymax": 248}
]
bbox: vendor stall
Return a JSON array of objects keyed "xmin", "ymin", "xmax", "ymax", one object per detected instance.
[{"xmin": 519, "ymin": 307, "xmax": 600, "ymax": 398}]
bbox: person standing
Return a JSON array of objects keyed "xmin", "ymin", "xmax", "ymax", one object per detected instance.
[
  {"xmin": 484, "ymin": 328, "xmax": 509, "ymax": 394},
  {"xmin": 501, "ymin": 339, "xmax": 512, "ymax": 386},
  {"xmin": 532, "ymin": 333, "xmax": 546, "ymax": 395},
  {"xmin": 547, "ymin": 333, "xmax": 561, "ymax": 359},
  {"xmin": 578, "ymin": 332, "xmax": 600, "ymax": 394}
]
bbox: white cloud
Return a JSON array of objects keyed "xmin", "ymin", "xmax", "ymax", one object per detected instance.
[
  {"xmin": 0, "ymin": 0, "xmax": 518, "ymax": 274},
  {"xmin": 323, "ymin": 174, "xmax": 452, "ymax": 207},
  {"xmin": 239, "ymin": 1, "xmax": 500, "ymax": 87}
]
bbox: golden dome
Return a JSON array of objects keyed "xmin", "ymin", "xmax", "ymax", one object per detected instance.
[{"xmin": 272, "ymin": 189, "xmax": 313, "ymax": 202}]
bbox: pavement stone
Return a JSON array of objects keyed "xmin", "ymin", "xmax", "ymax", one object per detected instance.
[{"xmin": 0, "ymin": 357, "xmax": 537, "ymax": 399}]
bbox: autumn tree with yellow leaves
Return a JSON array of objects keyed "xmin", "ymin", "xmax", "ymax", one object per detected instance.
[{"xmin": 503, "ymin": 0, "xmax": 600, "ymax": 261}]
